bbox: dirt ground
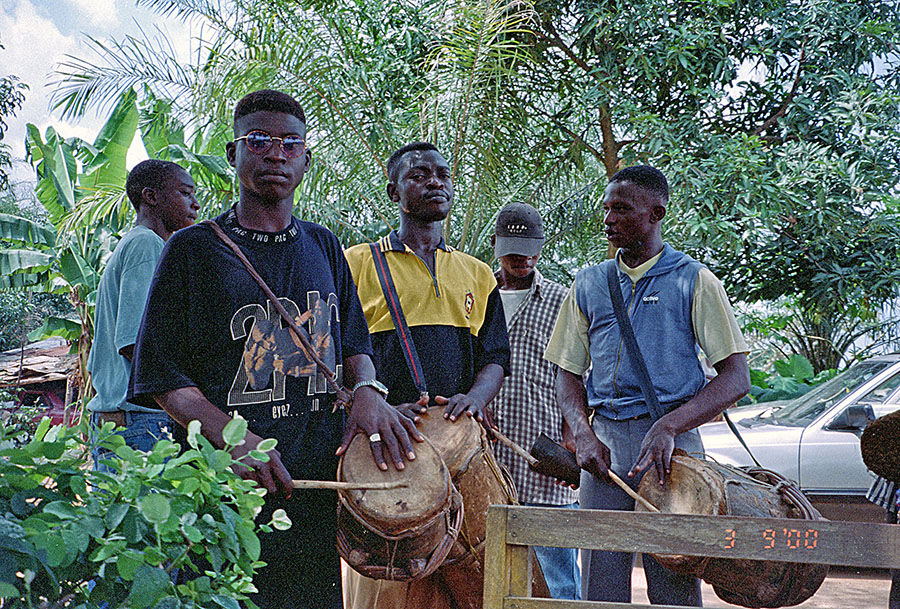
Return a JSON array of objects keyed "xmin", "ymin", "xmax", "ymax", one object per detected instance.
[{"xmin": 632, "ymin": 565, "xmax": 892, "ymax": 608}]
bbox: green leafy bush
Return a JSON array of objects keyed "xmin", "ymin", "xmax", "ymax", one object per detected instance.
[
  {"xmin": 742, "ymin": 354, "xmax": 837, "ymax": 405},
  {"xmin": 0, "ymin": 416, "xmax": 291, "ymax": 608}
]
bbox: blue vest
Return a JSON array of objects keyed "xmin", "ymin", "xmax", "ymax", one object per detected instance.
[{"xmin": 575, "ymin": 244, "xmax": 706, "ymax": 420}]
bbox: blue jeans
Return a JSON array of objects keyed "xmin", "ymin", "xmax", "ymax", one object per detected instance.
[
  {"xmin": 525, "ymin": 501, "xmax": 580, "ymax": 600},
  {"xmin": 888, "ymin": 510, "xmax": 900, "ymax": 609},
  {"xmin": 90, "ymin": 410, "xmax": 173, "ymax": 472}
]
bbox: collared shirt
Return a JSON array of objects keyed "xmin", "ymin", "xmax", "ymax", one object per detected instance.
[
  {"xmin": 490, "ymin": 269, "xmax": 577, "ymax": 505},
  {"xmin": 345, "ymin": 231, "xmax": 510, "ymax": 406},
  {"xmin": 545, "ymin": 248, "xmax": 748, "ymax": 377},
  {"xmin": 868, "ymin": 476, "xmax": 898, "ymax": 514}
]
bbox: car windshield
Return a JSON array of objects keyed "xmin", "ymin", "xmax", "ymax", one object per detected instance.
[{"xmin": 770, "ymin": 360, "xmax": 894, "ymax": 427}]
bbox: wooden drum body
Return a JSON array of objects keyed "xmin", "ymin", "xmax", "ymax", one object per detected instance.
[
  {"xmin": 862, "ymin": 409, "xmax": 900, "ymax": 483},
  {"xmin": 337, "ymin": 432, "xmax": 462, "ymax": 582},
  {"xmin": 416, "ymin": 408, "xmax": 520, "ymax": 609},
  {"xmin": 637, "ymin": 454, "xmax": 828, "ymax": 608}
]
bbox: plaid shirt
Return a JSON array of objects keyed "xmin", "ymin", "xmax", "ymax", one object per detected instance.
[{"xmin": 490, "ymin": 269, "xmax": 578, "ymax": 505}]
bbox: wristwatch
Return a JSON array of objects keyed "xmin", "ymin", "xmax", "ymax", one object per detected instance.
[{"xmin": 352, "ymin": 379, "xmax": 389, "ymax": 400}]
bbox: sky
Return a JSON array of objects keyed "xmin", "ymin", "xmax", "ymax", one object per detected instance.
[{"xmin": 0, "ymin": 0, "xmax": 195, "ymax": 182}]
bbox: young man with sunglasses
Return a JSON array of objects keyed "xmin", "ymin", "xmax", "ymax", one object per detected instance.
[{"xmin": 129, "ymin": 89, "xmax": 418, "ymax": 609}]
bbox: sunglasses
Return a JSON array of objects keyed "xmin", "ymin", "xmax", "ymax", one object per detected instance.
[{"xmin": 235, "ymin": 130, "xmax": 306, "ymax": 158}]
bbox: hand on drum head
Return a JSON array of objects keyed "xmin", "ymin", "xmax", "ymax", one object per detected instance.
[
  {"xmin": 337, "ymin": 386, "xmax": 423, "ymax": 471},
  {"xmin": 231, "ymin": 432, "xmax": 294, "ymax": 499},
  {"xmin": 628, "ymin": 419, "xmax": 676, "ymax": 485},
  {"xmin": 395, "ymin": 394, "xmax": 429, "ymax": 422},
  {"xmin": 435, "ymin": 394, "xmax": 497, "ymax": 432}
]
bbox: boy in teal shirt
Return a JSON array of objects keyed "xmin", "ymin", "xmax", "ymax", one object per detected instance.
[{"xmin": 87, "ymin": 159, "xmax": 198, "ymax": 467}]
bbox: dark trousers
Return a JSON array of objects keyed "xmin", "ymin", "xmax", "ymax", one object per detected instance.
[{"xmin": 888, "ymin": 511, "xmax": 900, "ymax": 609}]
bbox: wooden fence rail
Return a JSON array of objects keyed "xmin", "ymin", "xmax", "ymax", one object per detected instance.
[{"xmin": 483, "ymin": 505, "xmax": 900, "ymax": 609}]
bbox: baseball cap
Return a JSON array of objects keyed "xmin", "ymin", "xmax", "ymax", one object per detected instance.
[{"xmin": 493, "ymin": 202, "xmax": 544, "ymax": 258}]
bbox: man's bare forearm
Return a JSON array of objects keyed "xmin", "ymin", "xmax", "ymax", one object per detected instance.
[
  {"xmin": 154, "ymin": 385, "xmax": 293, "ymax": 496},
  {"xmin": 556, "ymin": 369, "xmax": 591, "ymax": 436},
  {"xmin": 342, "ymin": 353, "xmax": 377, "ymax": 388},
  {"xmin": 656, "ymin": 352, "xmax": 751, "ymax": 436},
  {"xmin": 154, "ymin": 386, "xmax": 235, "ymax": 449},
  {"xmin": 467, "ymin": 363, "xmax": 505, "ymax": 406}
]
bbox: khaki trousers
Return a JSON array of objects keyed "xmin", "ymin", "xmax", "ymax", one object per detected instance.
[{"xmin": 342, "ymin": 562, "xmax": 457, "ymax": 609}]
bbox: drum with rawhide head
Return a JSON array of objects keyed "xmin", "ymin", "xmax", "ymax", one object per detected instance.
[
  {"xmin": 416, "ymin": 408, "xmax": 548, "ymax": 609},
  {"xmin": 337, "ymin": 431, "xmax": 462, "ymax": 582},
  {"xmin": 637, "ymin": 453, "xmax": 828, "ymax": 608}
]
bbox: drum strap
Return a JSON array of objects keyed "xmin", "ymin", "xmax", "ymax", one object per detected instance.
[
  {"xmin": 605, "ymin": 262, "xmax": 666, "ymax": 421},
  {"xmin": 722, "ymin": 410, "xmax": 762, "ymax": 467},
  {"xmin": 369, "ymin": 241, "xmax": 429, "ymax": 399}
]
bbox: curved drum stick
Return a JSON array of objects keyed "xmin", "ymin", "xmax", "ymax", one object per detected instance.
[{"xmin": 490, "ymin": 428, "xmax": 659, "ymax": 513}]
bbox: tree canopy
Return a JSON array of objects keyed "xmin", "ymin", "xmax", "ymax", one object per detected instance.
[
  {"xmin": 30, "ymin": 0, "xmax": 900, "ymax": 370},
  {"xmin": 0, "ymin": 40, "xmax": 27, "ymax": 191}
]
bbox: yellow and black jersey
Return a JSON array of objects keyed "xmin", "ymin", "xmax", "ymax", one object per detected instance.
[{"xmin": 345, "ymin": 231, "xmax": 510, "ymax": 406}]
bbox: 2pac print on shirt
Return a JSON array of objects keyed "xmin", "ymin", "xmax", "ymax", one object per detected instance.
[{"xmin": 228, "ymin": 290, "xmax": 339, "ymax": 410}]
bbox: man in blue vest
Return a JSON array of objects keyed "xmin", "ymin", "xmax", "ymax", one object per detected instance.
[{"xmin": 544, "ymin": 165, "xmax": 750, "ymax": 605}]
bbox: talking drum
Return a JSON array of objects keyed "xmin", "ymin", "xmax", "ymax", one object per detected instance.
[
  {"xmin": 416, "ymin": 408, "xmax": 521, "ymax": 609},
  {"xmin": 337, "ymin": 432, "xmax": 463, "ymax": 582},
  {"xmin": 637, "ymin": 454, "xmax": 828, "ymax": 608}
]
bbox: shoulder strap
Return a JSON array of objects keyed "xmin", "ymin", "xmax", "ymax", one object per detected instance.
[
  {"xmin": 369, "ymin": 241, "xmax": 428, "ymax": 400},
  {"xmin": 201, "ymin": 219, "xmax": 344, "ymax": 397},
  {"xmin": 605, "ymin": 261, "xmax": 666, "ymax": 421},
  {"xmin": 722, "ymin": 409, "xmax": 763, "ymax": 467}
]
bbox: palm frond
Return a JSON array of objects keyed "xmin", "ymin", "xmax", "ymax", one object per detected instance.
[
  {"xmin": 136, "ymin": 0, "xmax": 236, "ymax": 23},
  {"xmin": 51, "ymin": 30, "xmax": 196, "ymax": 121},
  {"xmin": 60, "ymin": 187, "xmax": 132, "ymax": 235}
]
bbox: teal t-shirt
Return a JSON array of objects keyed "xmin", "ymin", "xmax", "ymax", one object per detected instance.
[{"xmin": 87, "ymin": 225, "xmax": 164, "ymax": 412}]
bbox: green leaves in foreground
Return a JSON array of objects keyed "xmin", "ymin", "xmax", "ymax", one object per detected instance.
[{"xmin": 0, "ymin": 415, "xmax": 291, "ymax": 608}]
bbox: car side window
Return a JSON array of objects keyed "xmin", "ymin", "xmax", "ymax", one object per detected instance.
[{"xmin": 854, "ymin": 371, "xmax": 900, "ymax": 418}]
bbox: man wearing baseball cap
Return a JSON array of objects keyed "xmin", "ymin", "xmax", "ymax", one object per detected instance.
[{"xmin": 489, "ymin": 202, "xmax": 580, "ymax": 600}]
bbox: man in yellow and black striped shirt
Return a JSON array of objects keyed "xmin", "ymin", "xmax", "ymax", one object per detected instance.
[
  {"xmin": 345, "ymin": 142, "xmax": 509, "ymax": 422},
  {"xmin": 343, "ymin": 141, "xmax": 510, "ymax": 609}
]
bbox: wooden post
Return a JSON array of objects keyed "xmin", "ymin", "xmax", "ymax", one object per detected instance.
[
  {"xmin": 483, "ymin": 505, "xmax": 900, "ymax": 609},
  {"xmin": 507, "ymin": 543, "xmax": 532, "ymax": 598},
  {"xmin": 484, "ymin": 505, "xmax": 511, "ymax": 609}
]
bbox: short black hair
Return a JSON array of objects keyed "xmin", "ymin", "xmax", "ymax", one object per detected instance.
[
  {"xmin": 233, "ymin": 89, "xmax": 306, "ymax": 129},
  {"xmin": 125, "ymin": 159, "xmax": 185, "ymax": 212},
  {"xmin": 386, "ymin": 142, "xmax": 441, "ymax": 182},
  {"xmin": 609, "ymin": 165, "xmax": 669, "ymax": 202}
]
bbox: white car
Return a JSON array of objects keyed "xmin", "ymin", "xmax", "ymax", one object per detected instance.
[{"xmin": 699, "ymin": 355, "xmax": 900, "ymax": 521}]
